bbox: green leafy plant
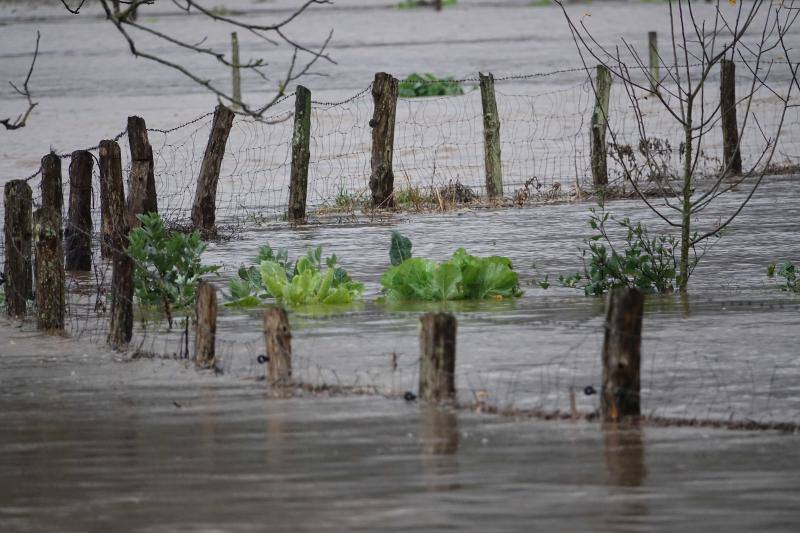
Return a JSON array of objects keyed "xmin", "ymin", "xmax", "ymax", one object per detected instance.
[
  {"xmin": 381, "ymin": 232, "xmax": 522, "ymax": 301},
  {"xmin": 767, "ymin": 261, "xmax": 799, "ymax": 293},
  {"xmin": 399, "ymin": 0, "xmax": 457, "ymax": 9},
  {"xmin": 399, "ymin": 73, "xmax": 464, "ymax": 98},
  {"xmin": 226, "ymin": 244, "xmax": 363, "ymax": 307},
  {"xmin": 127, "ymin": 213, "xmax": 219, "ymax": 323}
]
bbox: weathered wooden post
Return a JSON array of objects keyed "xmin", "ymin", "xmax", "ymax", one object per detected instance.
[
  {"xmin": 231, "ymin": 32, "xmax": 242, "ymax": 109},
  {"xmin": 3, "ymin": 180, "xmax": 33, "ymax": 318},
  {"xmin": 40, "ymin": 152, "xmax": 63, "ymax": 217},
  {"xmin": 435, "ymin": 0, "xmax": 443, "ymax": 11},
  {"xmin": 419, "ymin": 312, "xmax": 456, "ymax": 402},
  {"xmin": 264, "ymin": 306, "xmax": 292, "ymax": 385},
  {"xmin": 65, "ymin": 150, "xmax": 93, "ymax": 271},
  {"xmin": 369, "ymin": 72, "xmax": 398, "ymax": 208},
  {"xmin": 127, "ymin": 115, "xmax": 157, "ymax": 229},
  {"xmin": 287, "ymin": 85, "xmax": 312, "ymax": 222},
  {"xmin": 590, "ymin": 65, "xmax": 612, "ymax": 188},
  {"xmin": 648, "ymin": 31, "xmax": 659, "ymax": 94},
  {"xmin": 99, "ymin": 140, "xmax": 124, "ymax": 259},
  {"xmin": 34, "ymin": 206, "xmax": 65, "ymax": 333},
  {"xmin": 194, "ymin": 281, "xmax": 217, "ymax": 367},
  {"xmin": 479, "ymin": 72, "xmax": 503, "ymax": 199},
  {"xmin": 101, "ymin": 140, "xmax": 134, "ymax": 348},
  {"xmin": 720, "ymin": 59, "xmax": 742, "ymax": 176},
  {"xmin": 601, "ymin": 287, "xmax": 644, "ymax": 422},
  {"xmin": 191, "ymin": 104, "xmax": 235, "ymax": 237}
]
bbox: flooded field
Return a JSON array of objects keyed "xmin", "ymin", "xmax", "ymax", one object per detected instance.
[{"xmin": 2, "ymin": 0, "xmax": 800, "ymax": 530}]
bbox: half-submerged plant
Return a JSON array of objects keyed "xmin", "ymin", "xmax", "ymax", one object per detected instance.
[
  {"xmin": 767, "ymin": 261, "xmax": 799, "ymax": 293},
  {"xmin": 381, "ymin": 231, "xmax": 523, "ymax": 301},
  {"xmin": 398, "ymin": 73, "xmax": 464, "ymax": 98}
]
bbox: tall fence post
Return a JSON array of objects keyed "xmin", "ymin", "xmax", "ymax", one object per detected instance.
[
  {"xmin": 601, "ymin": 287, "xmax": 643, "ymax": 422},
  {"xmin": 191, "ymin": 104, "xmax": 235, "ymax": 237},
  {"xmin": 720, "ymin": 59, "xmax": 742, "ymax": 176},
  {"xmin": 101, "ymin": 140, "xmax": 133, "ymax": 348},
  {"xmin": 3, "ymin": 180, "xmax": 33, "ymax": 318},
  {"xmin": 41, "ymin": 152, "xmax": 63, "ymax": 217},
  {"xmin": 369, "ymin": 72, "xmax": 398, "ymax": 208},
  {"xmin": 591, "ymin": 64, "xmax": 612, "ymax": 188},
  {"xmin": 288, "ymin": 85, "xmax": 312, "ymax": 222},
  {"xmin": 99, "ymin": 139, "xmax": 124, "ymax": 260},
  {"xmin": 195, "ymin": 281, "xmax": 217, "ymax": 368},
  {"xmin": 648, "ymin": 31, "xmax": 659, "ymax": 94},
  {"xmin": 65, "ymin": 150, "xmax": 93, "ymax": 271},
  {"xmin": 479, "ymin": 72, "xmax": 503, "ymax": 199},
  {"xmin": 34, "ymin": 206, "xmax": 65, "ymax": 333},
  {"xmin": 264, "ymin": 306, "xmax": 292, "ymax": 385},
  {"xmin": 419, "ymin": 312, "xmax": 456, "ymax": 402},
  {"xmin": 231, "ymin": 32, "xmax": 242, "ymax": 110},
  {"xmin": 127, "ymin": 115, "xmax": 157, "ymax": 230}
]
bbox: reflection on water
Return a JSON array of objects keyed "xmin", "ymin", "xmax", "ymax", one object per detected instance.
[
  {"xmin": 603, "ymin": 423, "xmax": 647, "ymax": 488},
  {"xmin": 420, "ymin": 407, "xmax": 460, "ymax": 492}
]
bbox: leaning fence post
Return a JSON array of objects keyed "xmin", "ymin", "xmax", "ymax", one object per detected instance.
[
  {"xmin": 264, "ymin": 306, "xmax": 292, "ymax": 385},
  {"xmin": 127, "ymin": 115, "xmax": 157, "ymax": 230},
  {"xmin": 648, "ymin": 31, "xmax": 659, "ymax": 94},
  {"xmin": 194, "ymin": 281, "xmax": 217, "ymax": 367},
  {"xmin": 34, "ymin": 206, "xmax": 65, "ymax": 333},
  {"xmin": 3, "ymin": 180, "xmax": 33, "ymax": 318},
  {"xmin": 231, "ymin": 32, "xmax": 242, "ymax": 109},
  {"xmin": 590, "ymin": 64, "xmax": 612, "ymax": 188},
  {"xmin": 99, "ymin": 139, "xmax": 124, "ymax": 260},
  {"xmin": 41, "ymin": 152, "xmax": 63, "ymax": 217},
  {"xmin": 191, "ymin": 104, "xmax": 235, "ymax": 237},
  {"xmin": 720, "ymin": 59, "xmax": 742, "ymax": 176},
  {"xmin": 369, "ymin": 72, "xmax": 399, "ymax": 208},
  {"xmin": 65, "ymin": 150, "xmax": 93, "ymax": 271},
  {"xmin": 479, "ymin": 72, "xmax": 503, "ymax": 199},
  {"xmin": 287, "ymin": 85, "xmax": 312, "ymax": 222},
  {"xmin": 419, "ymin": 312, "xmax": 456, "ymax": 402},
  {"xmin": 601, "ymin": 286, "xmax": 643, "ymax": 422}
]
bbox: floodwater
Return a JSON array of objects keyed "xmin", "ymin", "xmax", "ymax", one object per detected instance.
[{"xmin": 2, "ymin": 1, "xmax": 800, "ymax": 531}]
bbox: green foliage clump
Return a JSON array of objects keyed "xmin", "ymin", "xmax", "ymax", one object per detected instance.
[
  {"xmin": 226, "ymin": 244, "xmax": 363, "ymax": 307},
  {"xmin": 127, "ymin": 213, "xmax": 219, "ymax": 314},
  {"xmin": 767, "ymin": 261, "xmax": 799, "ymax": 292},
  {"xmin": 399, "ymin": 0, "xmax": 457, "ymax": 9},
  {"xmin": 399, "ymin": 73, "xmax": 464, "ymax": 98},
  {"xmin": 381, "ymin": 231, "xmax": 522, "ymax": 301}
]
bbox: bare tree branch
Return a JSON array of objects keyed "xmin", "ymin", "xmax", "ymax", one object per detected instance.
[{"xmin": 1, "ymin": 31, "xmax": 40, "ymax": 131}]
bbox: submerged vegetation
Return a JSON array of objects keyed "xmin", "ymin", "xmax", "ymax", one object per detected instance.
[
  {"xmin": 767, "ymin": 261, "xmax": 799, "ymax": 293},
  {"xmin": 398, "ymin": 0, "xmax": 457, "ymax": 9},
  {"xmin": 399, "ymin": 73, "xmax": 464, "ymax": 98}
]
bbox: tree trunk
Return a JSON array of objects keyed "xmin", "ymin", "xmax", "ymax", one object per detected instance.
[{"xmin": 720, "ymin": 59, "xmax": 742, "ymax": 176}]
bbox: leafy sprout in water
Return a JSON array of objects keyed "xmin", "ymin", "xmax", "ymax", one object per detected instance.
[
  {"xmin": 767, "ymin": 261, "xmax": 799, "ymax": 293},
  {"xmin": 398, "ymin": 73, "xmax": 465, "ymax": 98}
]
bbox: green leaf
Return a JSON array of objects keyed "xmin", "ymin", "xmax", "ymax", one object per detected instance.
[
  {"xmin": 389, "ymin": 231, "xmax": 413, "ymax": 266},
  {"xmin": 431, "ymin": 262, "xmax": 462, "ymax": 301}
]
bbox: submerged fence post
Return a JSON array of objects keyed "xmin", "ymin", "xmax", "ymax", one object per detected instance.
[
  {"xmin": 101, "ymin": 140, "xmax": 133, "ymax": 348},
  {"xmin": 127, "ymin": 115, "xmax": 157, "ymax": 230},
  {"xmin": 3, "ymin": 180, "xmax": 33, "ymax": 318},
  {"xmin": 65, "ymin": 150, "xmax": 93, "ymax": 271},
  {"xmin": 591, "ymin": 64, "xmax": 612, "ymax": 188},
  {"xmin": 648, "ymin": 31, "xmax": 659, "ymax": 94},
  {"xmin": 601, "ymin": 287, "xmax": 643, "ymax": 422},
  {"xmin": 195, "ymin": 281, "xmax": 217, "ymax": 368},
  {"xmin": 419, "ymin": 312, "xmax": 456, "ymax": 402},
  {"xmin": 479, "ymin": 72, "xmax": 503, "ymax": 199},
  {"xmin": 34, "ymin": 206, "xmax": 65, "ymax": 333},
  {"xmin": 41, "ymin": 152, "xmax": 63, "ymax": 217},
  {"xmin": 99, "ymin": 140, "xmax": 124, "ymax": 260},
  {"xmin": 231, "ymin": 32, "xmax": 242, "ymax": 110},
  {"xmin": 287, "ymin": 85, "xmax": 312, "ymax": 222},
  {"xmin": 369, "ymin": 72, "xmax": 398, "ymax": 208},
  {"xmin": 720, "ymin": 59, "xmax": 742, "ymax": 176},
  {"xmin": 264, "ymin": 306, "xmax": 292, "ymax": 385},
  {"xmin": 191, "ymin": 103, "xmax": 235, "ymax": 237}
]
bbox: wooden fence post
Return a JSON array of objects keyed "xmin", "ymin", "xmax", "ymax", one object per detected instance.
[
  {"xmin": 65, "ymin": 150, "xmax": 93, "ymax": 271},
  {"xmin": 3, "ymin": 180, "xmax": 33, "ymax": 318},
  {"xmin": 34, "ymin": 206, "xmax": 65, "ymax": 333},
  {"xmin": 99, "ymin": 140, "xmax": 124, "ymax": 260},
  {"xmin": 601, "ymin": 287, "xmax": 643, "ymax": 422},
  {"xmin": 264, "ymin": 306, "xmax": 292, "ymax": 385},
  {"xmin": 648, "ymin": 31, "xmax": 659, "ymax": 94},
  {"xmin": 720, "ymin": 59, "xmax": 742, "ymax": 176},
  {"xmin": 41, "ymin": 152, "xmax": 63, "ymax": 217},
  {"xmin": 287, "ymin": 85, "xmax": 312, "ymax": 222},
  {"xmin": 127, "ymin": 115, "xmax": 157, "ymax": 230},
  {"xmin": 195, "ymin": 281, "xmax": 217, "ymax": 367},
  {"xmin": 191, "ymin": 104, "xmax": 235, "ymax": 237},
  {"xmin": 231, "ymin": 32, "xmax": 242, "ymax": 109},
  {"xmin": 369, "ymin": 72, "xmax": 398, "ymax": 208},
  {"xmin": 591, "ymin": 64, "xmax": 612, "ymax": 188},
  {"xmin": 101, "ymin": 140, "xmax": 133, "ymax": 348},
  {"xmin": 419, "ymin": 312, "xmax": 456, "ymax": 402},
  {"xmin": 480, "ymin": 72, "xmax": 503, "ymax": 199}
]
